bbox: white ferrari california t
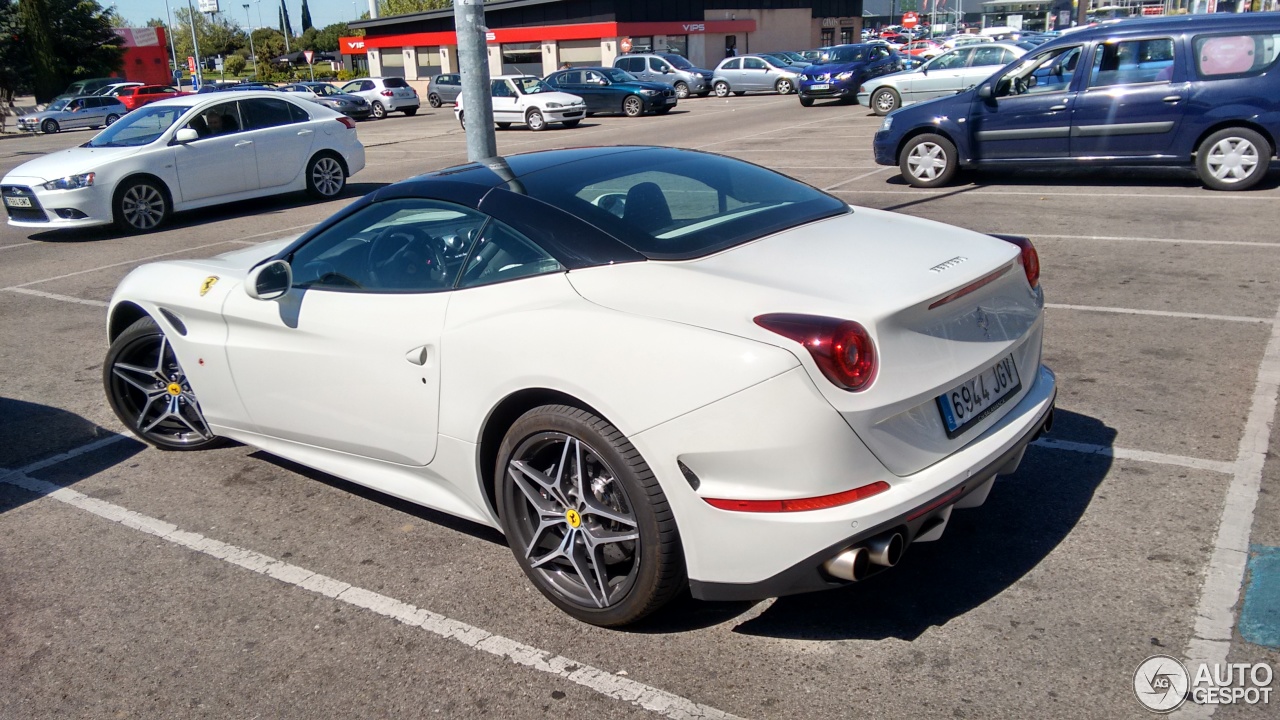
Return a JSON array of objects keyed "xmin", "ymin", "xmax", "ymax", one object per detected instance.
[
  {"xmin": 103, "ymin": 146, "xmax": 1056, "ymax": 626},
  {"xmin": 2, "ymin": 91, "xmax": 365, "ymax": 234}
]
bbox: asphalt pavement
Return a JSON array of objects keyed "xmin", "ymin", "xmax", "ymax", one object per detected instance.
[{"xmin": 1, "ymin": 93, "xmax": 1278, "ymax": 719}]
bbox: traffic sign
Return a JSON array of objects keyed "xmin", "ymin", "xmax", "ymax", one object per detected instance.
[
  {"xmin": 187, "ymin": 56, "xmax": 196, "ymax": 73},
  {"xmin": 902, "ymin": 12, "xmax": 920, "ymax": 28},
  {"xmin": 304, "ymin": 50, "xmax": 315, "ymax": 64}
]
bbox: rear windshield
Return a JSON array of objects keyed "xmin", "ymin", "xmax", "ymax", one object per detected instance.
[
  {"xmin": 383, "ymin": 77, "xmax": 409, "ymax": 88},
  {"xmin": 517, "ymin": 149, "xmax": 848, "ymax": 260}
]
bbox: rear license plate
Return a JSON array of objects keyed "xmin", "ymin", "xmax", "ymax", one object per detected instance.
[
  {"xmin": 936, "ymin": 354, "xmax": 1021, "ymax": 439},
  {"xmin": 811, "ymin": 83, "xmax": 831, "ymax": 90},
  {"xmin": 5, "ymin": 196, "xmax": 32, "ymax": 208}
]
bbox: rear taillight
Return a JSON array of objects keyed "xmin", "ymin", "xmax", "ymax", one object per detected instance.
[
  {"xmin": 755, "ymin": 313, "xmax": 877, "ymax": 392},
  {"xmin": 337, "ymin": 117, "xmax": 356, "ymax": 129},
  {"xmin": 704, "ymin": 481, "xmax": 890, "ymax": 513},
  {"xmin": 380, "ymin": 90, "xmax": 394, "ymax": 96},
  {"xmin": 992, "ymin": 234, "xmax": 1039, "ymax": 288}
]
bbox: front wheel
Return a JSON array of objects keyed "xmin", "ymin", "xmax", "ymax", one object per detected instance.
[
  {"xmin": 622, "ymin": 95, "xmax": 644, "ymax": 117},
  {"xmin": 41, "ymin": 119, "xmax": 58, "ymax": 134},
  {"xmin": 1196, "ymin": 127, "xmax": 1271, "ymax": 191},
  {"xmin": 104, "ymin": 317, "xmax": 223, "ymax": 451},
  {"xmin": 305, "ymin": 153, "xmax": 347, "ymax": 199},
  {"xmin": 496, "ymin": 405, "xmax": 685, "ymax": 626},
  {"xmin": 526, "ymin": 108, "xmax": 546, "ymax": 131},
  {"xmin": 370, "ymin": 101, "xmax": 386, "ymax": 119},
  {"xmin": 113, "ymin": 178, "xmax": 169, "ymax": 233},
  {"xmin": 799, "ymin": 96, "xmax": 814, "ymax": 107},
  {"xmin": 713, "ymin": 81, "xmax": 730, "ymax": 97},
  {"xmin": 900, "ymin": 133, "xmax": 958, "ymax": 188},
  {"xmin": 673, "ymin": 82, "xmax": 689, "ymax": 99},
  {"xmin": 871, "ymin": 87, "xmax": 900, "ymax": 116},
  {"xmin": 775, "ymin": 78, "xmax": 794, "ymax": 95}
]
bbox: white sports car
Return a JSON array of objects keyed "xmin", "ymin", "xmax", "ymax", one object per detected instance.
[
  {"xmin": 103, "ymin": 147, "xmax": 1056, "ymax": 626},
  {"xmin": 2, "ymin": 91, "xmax": 365, "ymax": 233}
]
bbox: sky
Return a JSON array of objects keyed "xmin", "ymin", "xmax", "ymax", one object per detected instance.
[{"xmin": 111, "ymin": 0, "xmax": 374, "ymax": 31}]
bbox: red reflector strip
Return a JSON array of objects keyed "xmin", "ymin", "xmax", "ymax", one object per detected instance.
[
  {"xmin": 704, "ymin": 481, "xmax": 890, "ymax": 513},
  {"xmin": 906, "ymin": 485, "xmax": 966, "ymax": 521},
  {"xmin": 928, "ymin": 265, "xmax": 1012, "ymax": 310}
]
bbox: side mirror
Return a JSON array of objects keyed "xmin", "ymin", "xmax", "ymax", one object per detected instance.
[
  {"xmin": 921, "ymin": 64, "xmax": 929, "ymax": 75},
  {"xmin": 978, "ymin": 83, "xmax": 994, "ymax": 100},
  {"xmin": 174, "ymin": 128, "xmax": 198, "ymax": 143},
  {"xmin": 663, "ymin": 68, "xmax": 672, "ymax": 74},
  {"xmin": 245, "ymin": 259, "xmax": 292, "ymax": 301}
]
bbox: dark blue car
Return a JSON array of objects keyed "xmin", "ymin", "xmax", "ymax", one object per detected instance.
[
  {"xmin": 797, "ymin": 43, "xmax": 903, "ymax": 106},
  {"xmin": 544, "ymin": 67, "xmax": 677, "ymax": 117},
  {"xmin": 873, "ymin": 13, "xmax": 1280, "ymax": 191}
]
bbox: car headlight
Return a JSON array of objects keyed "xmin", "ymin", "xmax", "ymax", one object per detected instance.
[
  {"xmin": 880, "ymin": 116, "xmax": 893, "ymax": 132},
  {"xmin": 640, "ymin": 88, "xmax": 659, "ymax": 95},
  {"xmin": 835, "ymin": 71, "xmax": 854, "ymax": 81},
  {"xmin": 42, "ymin": 172, "xmax": 95, "ymax": 191},
  {"xmin": 545, "ymin": 102, "xmax": 564, "ymax": 109}
]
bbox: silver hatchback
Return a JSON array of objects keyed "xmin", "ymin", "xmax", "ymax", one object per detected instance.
[
  {"xmin": 339, "ymin": 77, "xmax": 420, "ymax": 118},
  {"xmin": 711, "ymin": 54, "xmax": 804, "ymax": 96}
]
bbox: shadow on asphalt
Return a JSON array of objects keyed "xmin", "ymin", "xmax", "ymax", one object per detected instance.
[{"xmin": 22, "ymin": 182, "xmax": 390, "ymax": 244}]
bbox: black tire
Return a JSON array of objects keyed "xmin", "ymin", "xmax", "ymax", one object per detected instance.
[
  {"xmin": 653, "ymin": 106, "xmax": 672, "ymax": 115},
  {"xmin": 305, "ymin": 153, "xmax": 346, "ymax": 199},
  {"xmin": 496, "ymin": 121, "xmax": 512, "ymax": 130},
  {"xmin": 41, "ymin": 118, "xmax": 58, "ymax": 134},
  {"xmin": 428, "ymin": 93, "xmax": 442, "ymax": 108},
  {"xmin": 526, "ymin": 108, "xmax": 547, "ymax": 131},
  {"xmin": 371, "ymin": 101, "xmax": 386, "ymax": 119},
  {"xmin": 733, "ymin": 90, "xmax": 746, "ymax": 97},
  {"xmin": 105, "ymin": 113, "xmax": 120, "ymax": 125},
  {"xmin": 673, "ymin": 81, "xmax": 689, "ymax": 99},
  {"xmin": 871, "ymin": 87, "xmax": 900, "ymax": 116},
  {"xmin": 561, "ymin": 119, "xmax": 581, "ymax": 127},
  {"xmin": 799, "ymin": 96, "xmax": 814, "ymax": 107},
  {"xmin": 774, "ymin": 78, "xmax": 794, "ymax": 95},
  {"xmin": 104, "ymin": 317, "xmax": 224, "ymax": 451},
  {"xmin": 457, "ymin": 111, "xmax": 464, "ymax": 129},
  {"xmin": 113, "ymin": 178, "xmax": 169, "ymax": 233},
  {"xmin": 696, "ymin": 90, "xmax": 711, "ymax": 98},
  {"xmin": 402, "ymin": 107, "xmax": 418, "ymax": 116},
  {"xmin": 899, "ymin": 133, "xmax": 959, "ymax": 188},
  {"xmin": 713, "ymin": 81, "xmax": 730, "ymax": 97},
  {"xmin": 622, "ymin": 95, "xmax": 644, "ymax": 117},
  {"xmin": 1196, "ymin": 127, "xmax": 1272, "ymax": 191},
  {"xmin": 496, "ymin": 405, "xmax": 685, "ymax": 627}
]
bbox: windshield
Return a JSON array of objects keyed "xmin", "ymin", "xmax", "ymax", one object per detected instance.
[
  {"xmin": 601, "ymin": 68, "xmax": 637, "ymax": 83},
  {"xmin": 660, "ymin": 54, "xmax": 694, "ymax": 69},
  {"xmin": 513, "ymin": 77, "xmax": 553, "ymax": 94},
  {"xmin": 86, "ymin": 104, "xmax": 192, "ymax": 147},
  {"xmin": 519, "ymin": 148, "xmax": 848, "ymax": 260},
  {"xmin": 826, "ymin": 46, "xmax": 867, "ymax": 63},
  {"xmin": 760, "ymin": 55, "xmax": 789, "ymax": 68},
  {"xmin": 48, "ymin": 98, "xmax": 72, "ymax": 111}
]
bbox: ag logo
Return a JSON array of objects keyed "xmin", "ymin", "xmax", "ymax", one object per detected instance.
[
  {"xmin": 200, "ymin": 276, "xmax": 219, "ymax": 296},
  {"xmin": 1134, "ymin": 655, "xmax": 1190, "ymax": 713}
]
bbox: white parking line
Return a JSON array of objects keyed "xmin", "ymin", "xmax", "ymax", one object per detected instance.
[
  {"xmin": 4, "ymin": 287, "xmax": 107, "ymax": 307},
  {"xmin": 1027, "ymin": 233, "xmax": 1280, "ymax": 248},
  {"xmin": 1045, "ymin": 303, "xmax": 1272, "ymax": 325},
  {"xmin": 1032, "ymin": 438, "xmax": 1236, "ymax": 475},
  {"xmin": 0, "ymin": 241, "xmax": 37, "ymax": 251},
  {"xmin": 1174, "ymin": 299, "xmax": 1280, "ymax": 720},
  {"xmin": 824, "ymin": 168, "xmax": 893, "ymax": 191},
  {"xmin": 0, "ymin": 439, "xmax": 743, "ymax": 720},
  {"xmin": 2, "ymin": 240, "xmax": 246, "ymax": 291}
]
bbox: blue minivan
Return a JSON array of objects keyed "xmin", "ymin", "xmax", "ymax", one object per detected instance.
[{"xmin": 873, "ymin": 14, "xmax": 1280, "ymax": 190}]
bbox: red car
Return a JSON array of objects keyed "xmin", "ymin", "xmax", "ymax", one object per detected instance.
[
  {"xmin": 115, "ymin": 85, "xmax": 187, "ymax": 112},
  {"xmin": 903, "ymin": 40, "xmax": 942, "ymax": 57}
]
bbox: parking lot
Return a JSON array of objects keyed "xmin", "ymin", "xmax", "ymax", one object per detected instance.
[{"xmin": 2, "ymin": 94, "xmax": 1278, "ymax": 719}]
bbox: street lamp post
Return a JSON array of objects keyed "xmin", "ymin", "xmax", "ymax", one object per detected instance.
[
  {"xmin": 163, "ymin": 0, "xmax": 180, "ymax": 82},
  {"xmin": 243, "ymin": 4, "xmax": 258, "ymax": 79}
]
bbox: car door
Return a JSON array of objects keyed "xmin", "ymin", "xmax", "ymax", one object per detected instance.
[
  {"xmin": 1069, "ymin": 36, "xmax": 1184, "ymax": 158},
  {"xmin": 577, "ymin": 70, "xmax": 612, "ymax": 113},
  {"xmin": 741, "ymin": 56, "xmax": 770, "ymax": 90},
  {"xmin": 912, "ymin": 49, "xmax": 973, "ymax": 102},
  {"xmin": 864, "ymin": 46, "xmax": 898, "ymax": 81},
  {"xmin": 173, "ymin": 101, "xmax": 259, "ymax": 201},
  {"xmin": 718, "ymin": 58, "xmax": 742, "ymax": 88},
  {"xmin": 963, "ymin": 46, "xmax": 1018, "ymax": 92},
  {"xmin": 239, "ymin": 97, "xmax": 316, "ymax": 189},
  {"xmin": 970, "ymin": 44, "xmax": 1084, "ymax": 161},
  {"xmin": 649, "ymin": 57, "xmax": 674, "ymax": 83},
  {"xmin": 221, "ymin": 197, "xmax": 488, "ymax": 466},
  {"xmin": 490, "ymin": 79, "xmax": 522, "ymax": 123}
]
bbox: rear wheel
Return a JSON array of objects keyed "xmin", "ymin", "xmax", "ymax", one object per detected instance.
[
  {"xmin": 673, "ymin": 81, "xmax": 689, "ymax": 99},
  {"xmin": 622, "ymin": 95, "xmax": 644, "ymax": 117},
  {"xmin": 1196, "ymin": 127, "xmax": 1271, "ymax": 191},
  {"xmin": 799, "ymin": 96, "xmax": 814, "ymax": 107},
  {"xmin": 428, "ymin": 93, "xmax": 442, "ymax": 108},
  {"xmin": 104, "ymin": 317, "xmax": 223, "ymax": 451},
  {"xmin": 105, "ymin": 113, "xmax": 120, "ymax": 125},
  {"xmin": 305, "ymin": 153, "xmax": 346, "ymax": 199},
  {"xmin": 41, "ymin": 119, "xmax": 58, "ymax": 134},
  {"xmin": 526, "ymin": 108, "xmax": 546, "ymax": 131},
  {"xmin": 713, "ymin": 81, "xmax": 730, "ymax": 97},
  {"xmin": 113, "ymin": 178, "xmax": 169, "ymax": 233},
  {"xmin": 371, "ymin": 101, "xmax": 386, "ymax": 119},
  {"xmin": 496, "ymin": 405, "xmax": 685, "ymax": 627},
  {"xmin": 775, "ymin": 78, "xmax": 794, "ymax": 95},
  {"xmin": 899, "ymin": 133, "xmax": 958, "ymax": 188},
  {"xmin": 872, "ymin": 87, "xmax": 900, "ymax": 116}
]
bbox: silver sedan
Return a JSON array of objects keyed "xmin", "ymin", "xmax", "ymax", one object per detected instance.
[{"xmin": 857, "ymin": 43, "xmax": 1026, "ymax": 116}]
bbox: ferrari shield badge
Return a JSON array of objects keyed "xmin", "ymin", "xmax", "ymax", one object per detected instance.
[{"xmin": 200, "ymin": 276, "xmax": 219, "ymax": 296}]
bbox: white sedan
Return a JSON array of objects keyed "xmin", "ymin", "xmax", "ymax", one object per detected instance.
[
  {"xmin": 103, "ymin": 146, "xmax": 1056, "ymax": 626},
  {"xmin": 455, "ymin": 76, "xmax": 586, "ymax": 131},
  {"xmin": 2, "ymin": 91, "xmax": 366, "ymax": 233}
]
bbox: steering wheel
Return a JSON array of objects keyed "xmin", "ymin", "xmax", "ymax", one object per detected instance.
[{"xmin": 368, "ymin": 226, "xmax": 449, "ymax": 290}]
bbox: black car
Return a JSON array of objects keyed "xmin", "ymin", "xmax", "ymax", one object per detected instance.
[{"xmin": 544, "ymin": 67, "xmax": 677, "ymax": 117}]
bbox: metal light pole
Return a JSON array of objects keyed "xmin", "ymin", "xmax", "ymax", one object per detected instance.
[
  {"xmin": 185, "ymin": 0, "xmax": 204, "ymax": 89},
  {"xmin": 454, "ymin": 0, "xmax": 496, "ymax": 160},
  {"xmin": 243, "ymin": 4, "xmax": 258, "ymax": 78},
  {"xmin": 164, "ymin": 0, "xmax": 180, "ymax": 81}
]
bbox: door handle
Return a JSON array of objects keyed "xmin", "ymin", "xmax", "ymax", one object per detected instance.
[
  {"xmin": 405, "ymin": 345, "xmax": 430, "ymax": 366},
  {"xmin": 1162, "ymin": 95, "xmax": 1182, "ymax": 103},
  {"xmin": 1049, "ymin": 105, "xmax": 1068, "ymax": 111},
  {"xmin": 297, "ymin": 129, "xmax": 314, "ymax": 136},
  {"xmin": 235, "ymin": 140, "xmax": 253, "ymax": 147}
]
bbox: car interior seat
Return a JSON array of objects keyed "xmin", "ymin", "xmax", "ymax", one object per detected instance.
[{"xmin": 622, "ymin": 182, "xmax": 673, "ymax": 234}]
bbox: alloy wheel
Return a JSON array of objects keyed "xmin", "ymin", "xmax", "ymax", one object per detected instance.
[
  {"xmin": 108, "ymin": 331, "xmax": 214, "ymax": 447},
  {"xmin": 310, "ymin": 156, "xmax": 344, "ymax": 197},
  {"xmin": 120, "ymin": 183, "xmax": 166, "ymax": 231}
]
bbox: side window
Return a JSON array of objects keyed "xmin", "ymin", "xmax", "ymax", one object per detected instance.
[
  {"xmin": 621, "ymin": 57, "xmax": 642, "ymax": 73},
  {"xmin": 1000, "ymin": 45, "xmax": 1083, "ymax": 97},
  {"xmin": 932, "ymin": 49, "xmax": 971, "ymax": 71},
  {"xmin": 185, "ymin": 101, "xmax": 242, "ymax": 138},
  {"xmin": 567, "ymin": 71, "xmax": 585, "ymax": 84},
  {"xmin": 650, "ymin": 58, "xmax": 671, "ymax": 73},
  {"xmin": 341, "ymin": 82, "xmax": 359, "ymax": 93},
  {"xmin": 491, "ymin": 80, "xmax": 513, "ymax": 97},
  {"xmin": 241, "ymin": 98, "xmax": 300, "ymax": 129},
  {"xmin": 458, "ymin": 220, "xmax": 562, "ymax": 289},
  {"xmin": 1194, "ymin": 33, "xmax": 1280, "ymax": 78},
  {"xmin": 1089, "ymin": 38, "xmax": 1176, "ymax": 87},
  {"xmin": 289, "ymin": 198, "xmax": 488, "ymax": 293},
  {"xmin": 361, "ymin": 80, "xmax": 375, "ymax": 91},
  {"xmin": 1000, "ymin": 49, "xmax": 1017, "ymax": 65},
  {"xmin": 287, "ymin": 101, "xmax": 311, "ymax": 123},
  {"xmin": 970, "ymin": 46, "xmax": 1010, "ymax": 67},
  {"xmin": 743, "ymin": 57, "xmax": 767, "ymax": 70},
  {"xmin": 723, "ymin": 59, "xmax": 741, "ymax": 70}
]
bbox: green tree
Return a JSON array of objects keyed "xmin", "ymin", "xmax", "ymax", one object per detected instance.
[
  {"xmin": 279, "ymin": 0, "xmax": 293, "ymax": 38},
  {"xmin": 0, "ymin": 0, "xmax": 32, "ymax": 97},
  {"xmin": 224, "ymin": 54, "xmax": 246, "ymax": 75},
  {"xmin": 300, "ymin": 0, "xmax": 312, "ymax": 32},
  {"xmin": 313, "ymin": 21, "xmax": 349, "ymax": 52},
  {"xmin": 19, "ymin": 0, "xmax": 123, "ymax": 102},
  {"xmin": 252, "ymin": 26, "xmax": 286, "ymax": 61},
  {"xmin": 298, "ymin": 26, "xmax": 318, "ymax": 51},
  {"xmin": 378, "ymin": 0, "xmax": 450, "ymax": 17},
  {"xmin": 172, "ymin": 8, "xmax": 246, "ymax": 61}
]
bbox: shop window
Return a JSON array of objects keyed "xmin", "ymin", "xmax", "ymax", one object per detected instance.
[
  {"xmin": 840, "ymin": 27, "xmax": 854, "ymax": 45},
  {"xmin": 558, "ymin": 39, "xmax": 602, "ymax": 68},
  {"xmin": 821, "ymin": 28, "xmax": 834, "ymax": 46},
  {"xmin": 501, "ymin": 41, "xmax": 542, "ymax": 75},
  {"xmin": 630, "ymin": 36, "xmax": 653, "ymax": 53},
  {"xmin": 416, "ymin": 46, "xmax": 442, "ymax": 78},
  {"xmin": 665, "ymin": 35, "xmax": 688, "ymax": 58}
]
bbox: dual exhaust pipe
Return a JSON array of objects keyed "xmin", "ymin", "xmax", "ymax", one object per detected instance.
[{"xmin": 822, "ymin": 531, "xmax": 905, "ymax": 582}]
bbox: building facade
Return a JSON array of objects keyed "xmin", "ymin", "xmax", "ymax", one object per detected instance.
[{"xmin": 341, "ymin": 0, "xmax": 863, "ymax": 94}]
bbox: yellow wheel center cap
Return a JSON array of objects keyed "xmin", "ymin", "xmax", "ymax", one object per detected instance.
[
  {"xmin": 565, "ymin": 509, "xmax": 581, "ymax": 528},
  {"xmin": 166, "ymin": 383, "xmax": 182, "ymax": 396}
]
